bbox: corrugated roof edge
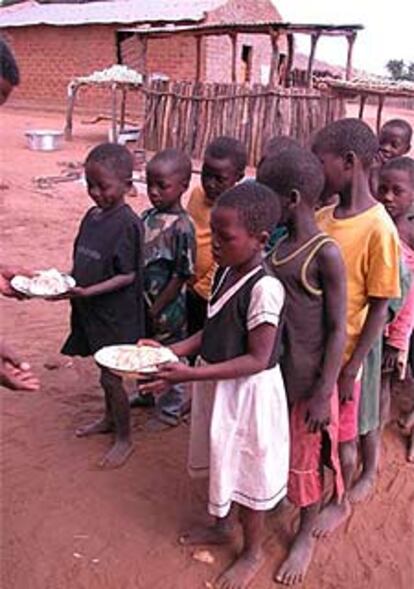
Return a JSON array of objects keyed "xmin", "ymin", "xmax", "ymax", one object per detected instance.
[{"xmin": 0, "ymin": 0, "xmax": 229, "ymax": 28}]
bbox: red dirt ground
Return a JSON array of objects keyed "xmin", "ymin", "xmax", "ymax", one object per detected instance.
[{"xmin": 1, "ymin": 104, "xmax": 414, "ymax": 589}]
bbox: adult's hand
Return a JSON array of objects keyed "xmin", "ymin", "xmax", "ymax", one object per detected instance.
[{"xmin": 0, "ymin": 340, "xmax": 40, "ymax": 391}]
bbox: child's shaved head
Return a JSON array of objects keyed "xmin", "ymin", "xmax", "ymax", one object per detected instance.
[
  {"xmin": 380, "ymin": 119, "xmax": 412, "ymax": 145},
  {"xmin": 216, "ymin": 180, "xmax": 281, "ymax": 236},
  {"xmin": 312, "ymin": 118, "xmax": 378, "ymax": 170},
  {"xmin": 86, "ymin": 143, "xmax": 133, "ymax": 182},
  {"xmin": 380, "ymin": 156, "xmax": 414, "ymax": 187},
  {"xmin": 261, "ymin": 136, "xmax": 300, "ymax": 161},
  {"xmin": 206, "ymin": 136, "xmax": 247, "ymax": 174},
  {"xmin": 257, "ymin": 146, "xmax": 324, "ymax": 206},
  {"xmin": 147, "ymin": 148, "xmax": 192, "ymax": 184}
]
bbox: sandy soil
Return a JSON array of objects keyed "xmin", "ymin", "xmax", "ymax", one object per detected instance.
[{"xmin": 1, "ymin": 104, "xmax": 414, "ymax": 589}]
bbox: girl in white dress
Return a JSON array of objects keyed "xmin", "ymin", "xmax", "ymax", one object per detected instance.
[{"xmin": 145, "ymin": 181, "xmax": 289, "ymax": 589}]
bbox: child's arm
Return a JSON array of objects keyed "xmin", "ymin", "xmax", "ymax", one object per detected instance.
[
  {"xmin": 149, "ymin": 275, "xmax": 185, "ymax": 318},
  {"xmin": 170, "ymin": 331, "xmax": 203, "ymax": 358},
  {"xmin": 306, "ymin": 244, "xmax": 347, "ymax": 432},
  {"xmin": 150, "ymin": 221, "xmax": 195, "ymax": 318},
  {"xmin": 157, "ymin": 322, "xmax": 277, "ymax": 383},
  {"xmin": 339, "ymin": 297, "xmax": 389, "ymax": 402},
  {"xmin": 70, "ymin": 272, "xmax": 136, "ymax": 298}
]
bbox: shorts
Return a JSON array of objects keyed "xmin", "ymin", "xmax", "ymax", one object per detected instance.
[
  {"xmin": 287, "ymin": 391, "xmax": 344, "ymax": 508},
  {"xmin": 339, "ymin": 377, "xmax": 362, "ymax": 443}
]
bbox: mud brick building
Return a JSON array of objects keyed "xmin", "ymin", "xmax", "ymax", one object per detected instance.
[{"xmin": 0, "ymin": 0, "xmax": 284, "ymax": 110}]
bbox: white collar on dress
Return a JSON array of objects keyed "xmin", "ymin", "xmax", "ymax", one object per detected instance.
[{"xmin": 208, "ymin": 265, "xmax": 262, "ymax": 318}]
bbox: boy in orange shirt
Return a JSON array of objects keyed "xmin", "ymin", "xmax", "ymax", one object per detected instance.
[
  {"xmin": 186, "ymin": 137, "xmax": 247, "ymax": 334},
  {"xmin": 312, "ymin": 118, "xmax": 400, "ymax": 535}
]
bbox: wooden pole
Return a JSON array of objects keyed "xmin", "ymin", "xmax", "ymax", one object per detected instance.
[
  {"xmin": 285, "ymin": 33, "xmax": 294, "ymax": 87},
  {"xmin": 376, "ymin": 95, "xmax": 385, "ymax": 133},
  {"xmin": 345, "ymin": 33, "xmax": 357, "ymax": 80},
  {"xmin": 111, "ymin": 83, "xmax": 118, "ymax": 143},
  {"xmin": 358, "ymin": 94, "xmax": 367, "ymax": 119},
  {"xmin": 195, "ymin": 36, "xmax": 202, "ymax": 82},
  {"xmin": 137, "ymin": 34, "xmax": 148, "ymax": 84},
  {"xmin": 64, "ymin": 82, "xmax": 78, "ymax": 140},
  {"xmin": 120, "ymin": 87, "xmax": 127, "ymax": 132},
  {"xmin": 230, "ymin": 33, "xmax": 238, "ymax": 83},
  {"xmin": 269, "ymin": 31, "xmax": 280, "ymax": 87},
  {"xmin": 306, "ymin": 32, "xmax": 320, "ymax": 88}
]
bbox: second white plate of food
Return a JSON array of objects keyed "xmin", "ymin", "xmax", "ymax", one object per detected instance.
[{"xmin": 94, "ymin": 344, "xmax": 178, "ymax": 379}]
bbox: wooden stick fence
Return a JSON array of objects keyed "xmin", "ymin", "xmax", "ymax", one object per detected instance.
[{"xmin": 142, "ymin": 80, "xmax": 345, "ymax": 165}]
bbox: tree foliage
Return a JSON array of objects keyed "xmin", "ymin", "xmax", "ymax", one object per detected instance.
[{"xmin": 386, "ymin": 59, "xmax": 414, "ymax": 81}]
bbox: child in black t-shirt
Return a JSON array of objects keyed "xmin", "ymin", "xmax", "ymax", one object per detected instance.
[{"xmin": 61, "ymin": 143, "xmax": 144, "ymax": 468}]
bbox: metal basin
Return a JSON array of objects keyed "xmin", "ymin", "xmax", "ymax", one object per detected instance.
[{"xmin": 25, "ymin": 130, "xmax": 64, "ymax": 151}]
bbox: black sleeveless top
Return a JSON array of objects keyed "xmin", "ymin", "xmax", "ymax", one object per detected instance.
[
  {"xmin": 200, "ymin": 265, "xmax": 284, "ymax": 368},
  {"xmin": 267, "ymin": 233, "xmax": 337, "ymax": 403}
]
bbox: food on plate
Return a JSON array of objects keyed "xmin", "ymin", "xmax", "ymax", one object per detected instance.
[
  {"xmin": 94, "ymin": 344, "xmax": 178, "ymax": 375},
  {"xmin": 11, "ymin": 268, "xmax": 75, "ymax": 296}
]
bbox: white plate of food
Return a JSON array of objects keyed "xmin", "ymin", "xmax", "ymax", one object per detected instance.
[
  {"xmin": 94, "ymin": 344, "xmax": 178, "ymax": 379},
  {"xmin": 10, "ymin": 268, "xmax": 76, "ymax": 298}
]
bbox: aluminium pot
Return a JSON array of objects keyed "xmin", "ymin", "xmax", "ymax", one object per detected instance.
[{"xmin": 25, "ymin": 130, "xmax": 64, "ymax": 151}]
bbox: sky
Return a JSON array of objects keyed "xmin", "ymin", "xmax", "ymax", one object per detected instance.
[{"xmin": 273, "ymin": 0, "xmax": 414, "ymax": 76}]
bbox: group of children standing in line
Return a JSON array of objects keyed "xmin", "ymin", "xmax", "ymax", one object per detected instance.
[{"xmin": 56, "ymin": 115, "xmax": 413, "ymax": 588}]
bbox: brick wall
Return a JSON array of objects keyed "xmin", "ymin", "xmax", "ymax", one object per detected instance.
[
  {"xmin": 204, "ymin": 0, "xmax": 285, "ymax": 84},
  {"xmin": 3, "ymin": 25, "xmax": 119, "ymax": 111}
]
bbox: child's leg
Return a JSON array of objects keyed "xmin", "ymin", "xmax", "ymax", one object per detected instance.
[
  {"xmin": 216, "ymin": 507, "xmax": 265, "ymax": 589},
  {"xmin": 408, "ymin": 426, "xmax": 414, "ymax": 463},
  {"xmin": 380, "ymin": 373, "xmax": 392, "ymax": 427},
  {"xmin": 275, "ymin": 503, "xmax": 319, "ymax": 586},
  {"xmin": 399, "ymin": 408, "xmax": 414, "ymax": 462},
  {"xmin": 76, "ymin": 378, "xmax": 114, "ymax": 437},
  {"xmin": 179, "ymin": 511, "xmax": 234, "ymax": 546},
  {"xmin": 312, "ymin": 439, "xmax": 354, "ymax": 538},
  {"xmin": 157, "ymin": 382, "xmax": 191, "ymax": 426},
  {"xmin": 349, "ymin": 429, "xmax": 380, "ymax": 503},
  {"xmin": 99, "ymin": 367, "xmax": 133, "ymax": 468},
  {"xmin": 313, "ymin": 382, "xmax": 361, "ymax": 537}
]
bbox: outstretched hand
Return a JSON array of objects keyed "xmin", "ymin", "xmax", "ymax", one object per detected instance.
[
  {"xmin": 156, "ymin": 361, "xmax": 194, "ymax": 384},
  {"xmin": 45, "ymin": 286, "xmax": 87, "ymax": 301},
  {"xmin": 0, "ymin": 342, "xmax": 40, "ymax": 391},
  {"xmin": 0, "ymin": 265, "xmax": 34, "ymax": 299}
]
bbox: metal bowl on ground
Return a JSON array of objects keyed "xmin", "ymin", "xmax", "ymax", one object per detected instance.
[{"xmin": 25, "ymin": 130, "xmax": 64, "ymax": 151}]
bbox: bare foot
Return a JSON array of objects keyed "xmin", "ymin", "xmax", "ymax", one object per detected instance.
[
  {"xmin": 98, "ymin": 440, "xmax": 134, "ymax": 469},
  {"xmin": 349, "ymin": 473, "xmax": 375, "ymax": 504},
  {"xmin": 408, "ymin": 429, "xmax": 414, "ymax": 463},
  {"xmin": 312, "ymin": 499, "xmax": 351, "ymax": 538},
  {"xmin": 179, "ymin": 523, "xmax": 233, "ymax": 546},
  {"xmin": 214, "ymin": 549, "xmax": 265, "ymax": 589},
  {"xmin": 76, "ymin": 418, "xmax": 113, "ymax": 437},
  {"xmin": 274, "ymin": 531, "xmax": 316, "ymax": 586}
]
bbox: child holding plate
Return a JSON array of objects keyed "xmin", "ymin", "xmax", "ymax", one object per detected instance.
[
  {"xmin": 60, "ymin": 143, "xmax": 144, "ymax": 469},
  {"xmin": 140, "ymin": 181, "xmax": 289, "ymax": 589}
]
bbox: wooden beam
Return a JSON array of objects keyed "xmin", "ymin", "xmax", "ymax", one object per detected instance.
[
  {"xmin": 358, "ymin": 94, "xmax": 367, "ymax": 119},
  {"xmin": 120, "ymin": 87, "xmax": 127, "ymax": 132},
  {"xmin": 111, "ymin": 83, "xmax": 118, "ymax": 143},
  {"xmin": 269, "ymin": 31, "xmax": 280, "ymax": 86},
  {"xmin": 230, "ymin": 33, "xmax": 238, "ymax": 83},
  {"xmin": 306, "ymin": 32, "xmax": 321, "ymax": 88},
  {"xmin": 136, "ymin": 34, "xmax": 148, "ymax": 84},
  {"xmin": 284, "ymin": 33, "xmax": 294, "ymax": 87},
  {"xmin": 376, "ymin": 95, "xmax": 385, "ymax": 133},
  {"xmin": 195, "ymin": 36, "xmax": 202, "ymax": 82},
  {"xmin": 345, "ymin": 33, "xmax": 357, "ymax": 80}
]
